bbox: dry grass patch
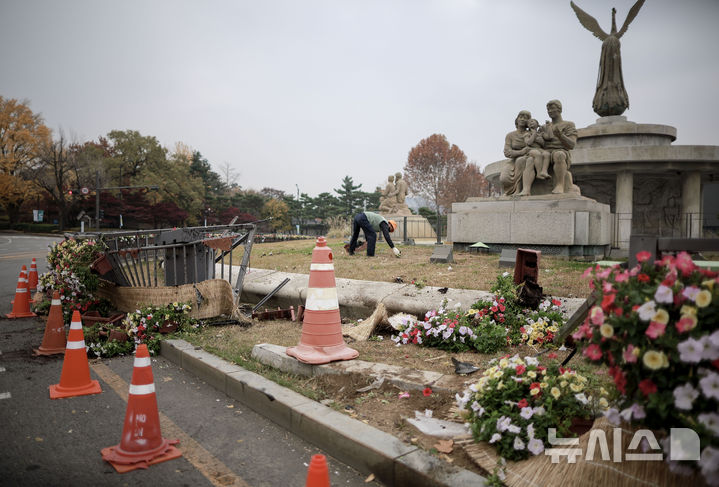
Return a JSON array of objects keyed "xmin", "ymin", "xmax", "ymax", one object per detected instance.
[{"xmin": 241, "ymin": 238, "xmax": 593, "ymax": 298}]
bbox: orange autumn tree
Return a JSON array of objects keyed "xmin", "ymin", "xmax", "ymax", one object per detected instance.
[
  {"xmin": 0, "ymin": 97, "xmax": 52, "ymax": 224},
  {"xmin": 404, "ymin": 134, "xmax": 488, "ymax": 235}
]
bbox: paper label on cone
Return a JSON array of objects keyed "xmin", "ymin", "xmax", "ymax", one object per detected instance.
[
  {"xmin": 51, "ymin": 299, "xmax": 61, "ymax": 305},
  {"xmin": 305, "ymin": 287, "xmax": 339, "ymax": 310}
]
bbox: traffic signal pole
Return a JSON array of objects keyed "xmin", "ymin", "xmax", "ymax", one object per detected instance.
[{"xmin": 94, "ymin": 170, "xmax": 159, "ymax": 230}]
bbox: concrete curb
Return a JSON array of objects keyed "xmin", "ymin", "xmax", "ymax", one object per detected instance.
[
  {"xmin": 231, "ymin": 267, "xmax": 586, "ymax": 320},
  {"xmin": 160, "ymin": 339, "xmax": 487, "ymax": 487},
  {"xmin": 251, "ymin": 343, "xmax": 472, "ymax": 394}
]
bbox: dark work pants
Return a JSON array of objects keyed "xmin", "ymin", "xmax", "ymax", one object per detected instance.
[{"xmin": 349, "ymin": 213, "xmax": 377, "ymax": 256}]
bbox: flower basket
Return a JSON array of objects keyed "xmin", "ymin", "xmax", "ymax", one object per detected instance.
[
  {"xmin": 569, "ymin": 416, "xmax": 594, "ymax": 436},
  {"xmin": 90, "ymin": 253, "xmax": 113, "ymax": 275},
  {"xmin": 159, "ymin": 320, "xmax": 178, "ymax": 334}
]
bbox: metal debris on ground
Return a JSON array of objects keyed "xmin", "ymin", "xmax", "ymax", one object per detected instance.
[
  {"xmin": 356, "ymin": 377, "xmax": 385, "ymax": 393},
  {"xmin": 451, "ymin": 357, "xmax": 480, "ymax": 375},
  {"xmin": 251, "ymin": 306, "xmax": 296, "ymax": 321}
]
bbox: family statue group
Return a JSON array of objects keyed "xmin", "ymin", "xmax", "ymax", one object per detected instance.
[
  {"xmin": 379, "ymin": 172, "xmax": 412, "ymax": 215},
  {"xmin": 500, "ymin": 99, "xmax": 580, "ymax": 197}
]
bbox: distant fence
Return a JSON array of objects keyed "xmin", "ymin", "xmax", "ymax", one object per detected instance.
[{"xmin": 612, "ymin": 212, "xmax": 713, "ymax": 248}]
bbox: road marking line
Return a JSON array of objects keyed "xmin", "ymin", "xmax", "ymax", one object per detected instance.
[
  {"xmin": 91, "ymin": 362, "xmax": 250, "ymax": 487},
  {"xmin": 0, "ymin": 392, "xmax": 11, "ymax": 400},
  {"xmin": 0, "ymin": 252, "xmax": 46, "ymax": 261}
]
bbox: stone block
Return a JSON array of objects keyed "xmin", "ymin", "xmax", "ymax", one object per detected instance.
[
  {"xmin": 499, "ymin": 248, "xmax": 516, "ymax": 268},
  {"xmin": 429, "ymin": 245, "xmax": 454, "ymax": 263}
]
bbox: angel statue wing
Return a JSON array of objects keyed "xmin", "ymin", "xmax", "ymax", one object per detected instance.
[
  {"xmin": 617, "ymin": 0, "xmax": 646, "ymax": 38},
  {"xmin": 570, "ymin": 1, "xmax": 608, "ymax": 41}
]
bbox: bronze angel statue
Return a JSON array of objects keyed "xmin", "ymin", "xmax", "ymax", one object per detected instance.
[{"xmin": 570, "ymin": 0, "xmax": 645, "ymax": 117}]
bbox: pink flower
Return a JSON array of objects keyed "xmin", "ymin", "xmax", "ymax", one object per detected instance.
[
  {"xmin": 614, "ymin": 271, "xmax": 629, "ymax": 283},
  {"xmin": 623, "ymin": 345, "xmax": 638, "ymax": 363},
  {"xmin": 676, "ymin": 315, "xmax": 697, "ymax": 333},
  {"xmin": 589, "ymin": 306, "xmax": 604, "ymax": 325},
  {"xmin": 581, "ymin": 266, "xmax": 596, "ymax": 279},
  {"xmin": 602, "ymin": 281, "xmax": 615, "ymax": 293},
  {"xmin": 572, "ymin": 323, "xmax": 592, "ymax": 340},
  {"xmin": 645, "ymin": 321, "xmax": 667, "ymax": 339},
  {"xmin": 636, "ymin": 251, "xmax": 652, "ymax": 263},
  {"xmin": 583, "ymin": 344, "xmax": 603, "ymax": 361},
  {"xmin": 675, "ymin": 251, "xmax": 695, "ymax": 276}
]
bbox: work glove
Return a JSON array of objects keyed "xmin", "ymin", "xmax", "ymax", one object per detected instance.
[{"xmin": 392, "ymin": 247, "xmax": 401, "ymax": 258}]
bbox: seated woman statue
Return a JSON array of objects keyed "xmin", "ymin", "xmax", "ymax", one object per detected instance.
[{"xmin": 499, "ymin": 110, "xmax": 532, "ymax": 196}]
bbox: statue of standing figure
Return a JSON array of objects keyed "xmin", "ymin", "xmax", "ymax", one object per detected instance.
[
  {"xmin": 499, "ymin": 100, "xmax": 581, "ymax": 197},
  {"xmin": 570, "ymin": 0, "xmax": 645, "ymax": 117}
]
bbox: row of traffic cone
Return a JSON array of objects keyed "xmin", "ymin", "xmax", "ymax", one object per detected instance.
[
  {"xmin": 19, "ymin": 240, "xmax": 345, "ymax": 482},
  {"xmin": 6, "ymin": 264, "xmax": 37, "ymax": 318},
  {"xmin": 40, "ymin": 306, "xmax": 182, "ymax": 472}
]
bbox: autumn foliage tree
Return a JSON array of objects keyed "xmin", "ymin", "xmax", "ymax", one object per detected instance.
[
  {"xmin": 404, "ymin": 134, "xmax": 489, "ymax": 237},
  {"xmin": 0, "ymin": 97, "xmax": 51, "ymax": 224}
]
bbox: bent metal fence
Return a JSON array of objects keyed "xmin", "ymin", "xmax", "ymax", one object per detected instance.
[{"xmin": 70, "ymin": 223, "xmax": 256, "ymax": 306}]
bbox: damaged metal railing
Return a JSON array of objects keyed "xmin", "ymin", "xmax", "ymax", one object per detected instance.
[{"xmin": 69, "ymin": 223, "xmax": 257, "ymax": 305}]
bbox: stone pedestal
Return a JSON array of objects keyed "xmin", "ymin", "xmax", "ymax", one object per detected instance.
[{"xmin": 447, "ymin": 194, "xmax": 611, "ymax": 258}]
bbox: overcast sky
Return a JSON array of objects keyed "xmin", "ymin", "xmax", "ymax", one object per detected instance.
[{"xmin": 2, "ymin": 0, "xmax": 718, "ymax": 197}]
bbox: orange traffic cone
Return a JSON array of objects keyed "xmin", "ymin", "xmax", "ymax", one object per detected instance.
[
  {"xmin": 305, "ymin": 454, "xmax": 331, "ymax": 487},
  {"xmin": 49, "ymin": 310, "xmax": 102, "ymax": 399},
  {"xmin": 287, "ymin": 236, "xmax": 358, "ymax": 364},
  {"xmin": 28, "ymin": 258, "xmax": 39, "ymax": 292},
  {"xmin": 101, "ymin": 344, "xmax": 181, "ymax": 472},
  {"xmin": 6, "ymin": 267, "xmax": 36, "ymax": 318},
  {"xmin": 33, "ymin": 291, "xmax": 67, "ymax": 356}
]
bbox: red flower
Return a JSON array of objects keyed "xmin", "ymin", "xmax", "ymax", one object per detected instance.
[
  {"xmin": 552, "ymin": 298, "xmax": 561, "ymax": 306},
  {"xmin": 515, "ymin": 364, "xmax": 526, "ymax": 375},
  {"xmin": 422, "ymin": 387, "xmax": 432, "ymax": 397},
  {"xmin": 638, "ymin": 379, "xmax": 657, "ymax": 396},
  {"xmin": 712, "ymin": 359, "xmax": 719, "ymax": 370},
  {"xmin": 529, "ymin": 382, "xmax": 541, "ymax": 390},
  {"xmin": 600, "ymin": 293, "xmax": 616, "ymax": 312},
  {"xmin": 609, "ymin": 366, "xmax": 626, "ymax": 394},
  {"xmin": 517, "ymin": 399, "xmax": 529, "ymax": 408},
  {"xmin": 637, "ymin": 273, "xmax": 650, "ymax": 283},
  {"xmin": 583, "ymin": 344, "xmax": 603, "ymax": 361},
  {"xmin": 636, "ymin": 250, "xmax": 652, "ymax": 263},
  {"xmin": 547, "ymin": 352, "xmax": 558, "ymax": 359}
]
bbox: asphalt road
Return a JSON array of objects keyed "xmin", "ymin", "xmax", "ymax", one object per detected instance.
[{"xmin": 0, "ymin": 233, "xmax": 382, "ymax": 486}]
